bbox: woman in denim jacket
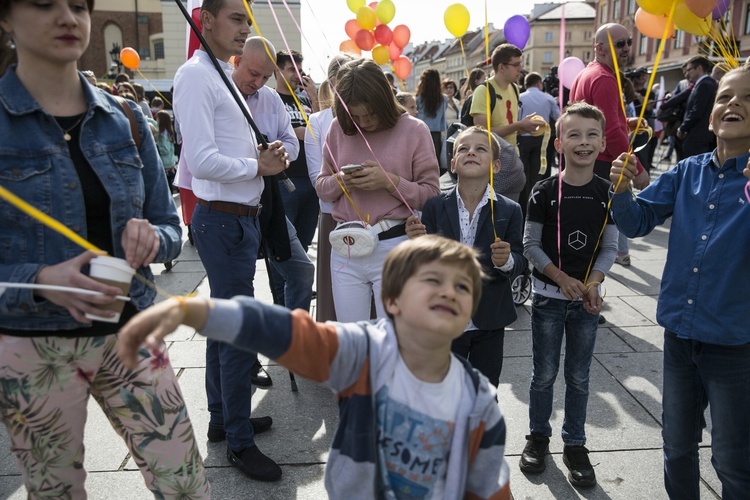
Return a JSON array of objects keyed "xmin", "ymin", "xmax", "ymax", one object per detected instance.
[{"xmin": 0, "ymin": 1, "xmax": 209, "ymax": 497}]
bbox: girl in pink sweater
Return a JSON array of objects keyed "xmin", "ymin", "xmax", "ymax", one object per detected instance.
[{"xmin": 316, "ymin": 59, "xmax": 440, "ymax": 321}]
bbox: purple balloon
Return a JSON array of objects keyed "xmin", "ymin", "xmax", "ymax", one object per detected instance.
[
  {"xmin": 713, "ymin": 0, "xmax": 730, "ymax": 20},
  {"xmin": 504, "ymin": 15, "xmax": 530, "ymax": 49}
]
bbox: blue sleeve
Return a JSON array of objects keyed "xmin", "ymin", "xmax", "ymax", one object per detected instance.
[{"xmin": 610, "ymin": 163, "xmax": 679, "ymax": 238}]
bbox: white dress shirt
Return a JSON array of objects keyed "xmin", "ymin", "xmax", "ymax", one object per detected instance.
[
  {"xmin": 304, "ymin": 108, "xmax": 335, "ymax": 213},
  {"xmin": 244, "ymin": 85, "xmax": 299, "ymax": 161},
  {"xmin": 173, "ymin": 50, "xmax": 263, "ymax": 205}
]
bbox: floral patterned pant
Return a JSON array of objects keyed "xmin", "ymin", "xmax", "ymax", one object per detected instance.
[{"xmin": 0, "ymin": 334, "xmax": 210, "ymax": 499}]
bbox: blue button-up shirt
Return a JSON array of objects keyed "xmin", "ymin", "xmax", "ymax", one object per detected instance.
[
  {"xmin": 611, "ymin": 152, "xmax": 750, "ymax": 345},
  {"xmin": 518, "ymin": 87, "xmax": 560, "ymax": 137}
]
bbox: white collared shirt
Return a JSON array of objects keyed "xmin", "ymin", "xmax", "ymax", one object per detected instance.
[{"xmin": 173, "ymin": 50, "xmax": 263, "ymax": 205}]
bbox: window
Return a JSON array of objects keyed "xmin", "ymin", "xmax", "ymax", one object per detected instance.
[
  {"xmin": 543, "ymin": 52, "xmax": 553, "ymax": 63},
  {"xmin": 639, "ymin": 34, "xmax": 648, "ymax": 55},
  {"xmin": 583, "ymin": 50, "xmax": 591, "ymax": 62},
  {"xmin": 565, "ymin": 32, "xmax": 571, "ymax": 41},
  {"xmin": 628, "ymin": 0, "xmax": 636, "ymax": 14},
  {"xmin": 545, "ymin": 32, "xmax": 553, "ymax": 42},
  {"xmin": 599, "ymin": 4, "xmax": 606, "ymax": 23},
  {"xmin": 674, "ymin": 30, "xmax": 684, "ymax": 49},
  {"xmin": 583, "ymin": 31, "xmax": 592, "ymax": 41},
  {"xmin": 745, "ymin": 3, "xmax": 750, "ymax": 34},
  {"xmin": 154, "ymin": 39, "xmax": 164, "ymax": 60},
  {"xmin": 613, "ymin": 0, "xmax": 620, "ymax": 18}
]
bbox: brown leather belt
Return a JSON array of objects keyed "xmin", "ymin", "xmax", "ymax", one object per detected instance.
[{"xmin": 197, "ymin": 198, "xmax": 261, "ymax": 217}]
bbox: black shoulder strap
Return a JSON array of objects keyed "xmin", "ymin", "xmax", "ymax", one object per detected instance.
[
  {"xmin": 488, "ymin": 83, "xmax": 497, "ymax": 115},
  {"xmin": 114, "ymin": 96, "xmax": 141, "ymax": 150}
]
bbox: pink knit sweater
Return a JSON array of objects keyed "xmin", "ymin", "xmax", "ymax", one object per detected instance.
[{"xmin": 316, "ymin": 114, "xmax": 440, "ymax": 224}]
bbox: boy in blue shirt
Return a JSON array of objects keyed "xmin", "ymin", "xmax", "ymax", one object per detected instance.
[
  {"xmin": 405, "ymin": 126, "xmax": 526, "ymax": 386},
  {"xmin": 609, "ymin": 65, "xmax": 750, "ymax": 500},
  {"xmin": 520, "ymin": 102, "xmax": 618, "ymax": 487},
  {"xmin": 117, "ymin": 235, "xmax": 511, "ymax": 499}
]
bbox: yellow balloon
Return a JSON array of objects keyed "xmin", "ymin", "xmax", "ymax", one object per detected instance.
[
  {"xmin": 372, "ymin": 45, "xmax": 390, "ymax": 65},
  {"xmin": 376, "ymin": 0, "xmax": 396, "ymax": 25},
  {"xmin": 357, "ymin": 6, "xmax": 377, "ymax": 30},
  {"xmin": 674, "ymin": 1, "xmax": 712, "ymax": 36},
  {"xmin": 444, "ymin": 4, "xmax": 470, "ymax": 38},
  {"xmin": 347, "ymin": 0, "xmax": 365, "ymax": 15},
  {"xmin": 636, "ymin": 0, "xmax": 673, "ymax": 15}
]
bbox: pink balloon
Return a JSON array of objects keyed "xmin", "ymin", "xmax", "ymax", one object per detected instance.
[
  {"xmin": 393, "ymin": 56, "xmax": 412, "ymax": 80},
  {"xmin": 392, "ymin": 24, "xmax": 411, "ymax": 49},
  {"xmin": 712, "ymin": 0, "xmax": 730, "ymax": 19},
  {"xmin": 345, "ymin": 19, "xmax": 360, "ymax": 40},
  {"xmin": 559, "ymin": 56, "xmax": 586, "ymax": 89},
  {"xmin": 354, "ymin": 29, "xmax": 376, "ymax": 51},
  {"xmin": 374, "ymin": 24, "xmax": 393, "ymax": 46},
  {"xmin": 389, "ymin": 41, "xmax": 402, "ymax": 62}
]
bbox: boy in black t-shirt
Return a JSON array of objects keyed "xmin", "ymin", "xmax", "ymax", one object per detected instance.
[{"xmin": 520, "ymin": 102, "xmax": 617, "ymax": 488}]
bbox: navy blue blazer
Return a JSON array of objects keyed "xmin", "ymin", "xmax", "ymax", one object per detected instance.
[
  {"xmin": 421, "ymin": 188, "xmax": 526, "ymax": 330},
  {"xmin": 680, "ymin": 75, "xmax": 717, "ymax": 156}
]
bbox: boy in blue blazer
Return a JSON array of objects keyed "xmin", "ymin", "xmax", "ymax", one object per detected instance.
[{"xmin": 406, "ymin": 126, "xmax": 526, "ymax": 386}]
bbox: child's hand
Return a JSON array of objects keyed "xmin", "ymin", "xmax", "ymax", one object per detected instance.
[
  {"xmin": 490, "ymin": 239, "xmax": 511, "ymax": 267},
  {"xmin": 554, "ymin": 272, "xmax": 587, "ymax": 301},
  {"xmin": 405, "ymin": 215, "xmax": 425, "ymax": 239},
  {"xmin": 117, "ymin": 298, "xmax": 186, "ymax": 370},
  {"xmin": 610, "ymin": 152, "xmax": 638, "ymax": 193},
  {"xmin": 583, "ymin": 286, "xmax": 603, "ymax": 314}
]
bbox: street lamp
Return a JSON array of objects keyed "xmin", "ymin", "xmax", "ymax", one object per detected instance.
[{"xmin": 109, "ymin": 43, "xmax": 122, "ymax": 78}]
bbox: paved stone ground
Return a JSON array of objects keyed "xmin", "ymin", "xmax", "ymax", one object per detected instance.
[{"xmin": 0, "ymin": 150, "xmax": 723, "ymax": 499}]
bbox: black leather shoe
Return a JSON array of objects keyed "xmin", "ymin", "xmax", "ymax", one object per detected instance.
[
  {"xmin": 598, "ymin": 315, "xmax": 606, "ymax": 325},
  {"xmin": 519, "ymin": 433, "xmax": 549, "ymax": 473},
  {"xmin": 251, "ymin": 361, "xmax": 273, "ymax": 388},
  {"xmin": 227, "ymin": 445, "xmax": 282, "ymax": 481},
  {"xmin": 563, "ymin": 445, "xmax": 597, "ymax": 487},
  {"xmin": 207, "ymin": 416, "xmax": 274, "ymax": 443}
]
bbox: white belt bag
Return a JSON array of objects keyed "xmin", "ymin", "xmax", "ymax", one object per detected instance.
[{"xmin": 329, "ymin": 219, "xmax": 406, "ymax": 258}]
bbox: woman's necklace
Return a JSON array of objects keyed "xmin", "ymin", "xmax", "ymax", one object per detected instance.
[{"xmin": 59, "ymin": 114, "xmax": 85, "ymax": 141}]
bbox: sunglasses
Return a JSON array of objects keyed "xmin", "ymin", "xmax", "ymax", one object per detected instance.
[{"xmin": 613, "ymin": 38, "xmax": 633, "ymax": 49}]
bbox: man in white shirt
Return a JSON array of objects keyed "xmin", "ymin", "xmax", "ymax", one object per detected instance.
[
  {"xmin": 232, "ymin": 36, "xmax": 315, "ymax": 387},
  {"xmin": 172, "ymin": 0, "xmax": 288, "ymax": 482}
]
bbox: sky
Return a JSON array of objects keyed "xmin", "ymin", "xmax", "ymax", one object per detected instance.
[{"xmin": 299, "ymin": 0, "xmax": 555, "ymax": 80}]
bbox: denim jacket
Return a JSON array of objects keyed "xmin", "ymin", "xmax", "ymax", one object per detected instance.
[{"xmin": 0, "ymin": 66, "xmax": 181, "ymax": 332}]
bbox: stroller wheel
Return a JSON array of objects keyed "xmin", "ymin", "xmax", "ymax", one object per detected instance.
[{"xmin": 512, "ymin": 272, "xmax": 532, "ymax": 305}]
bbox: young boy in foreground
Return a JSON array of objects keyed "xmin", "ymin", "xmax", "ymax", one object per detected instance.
[
  {"xmin": 406, "ymin": 126, "xmax": 526, "ymax": 386},
  {"xmin": 520, "ymin": 102, "xmax": 617, "ymax": 487},
  {"xmin": 609, "ymin": 65, "xmax": 750, "ymax": 500},
  {"xmin": 118, "ymin": 235, "xmax": 510, "ymax": 500}
]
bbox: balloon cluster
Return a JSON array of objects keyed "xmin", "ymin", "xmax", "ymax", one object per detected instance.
[
  {"xmin": 635, "ymin": 0, "xmax": 728, "ymax": 38},
  {"xmin": 340, "ymin": 0, "xmax": 412, "ymax": 80}
]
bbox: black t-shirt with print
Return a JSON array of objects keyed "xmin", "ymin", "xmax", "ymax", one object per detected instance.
[
  {"xmin": 526, "ymin": 175, "xmax": 613, "ymax": 284},
  {"xmin": 278, "ymin": 92, "xmax": 312, "ymax": 178}
]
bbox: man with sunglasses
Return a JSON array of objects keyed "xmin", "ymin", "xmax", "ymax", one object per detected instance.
[
  {"xmin": 570, "ymin": 23, "xmax": 650, "ymax": 191},
  {"xmin": 470, "ymin": 43, "xmax": 541, "ymax": 150}
]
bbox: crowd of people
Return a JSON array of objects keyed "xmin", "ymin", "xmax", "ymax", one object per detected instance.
[{"xmin": 1, "ymin": 0, "xmax": 749, "ymax": 498}]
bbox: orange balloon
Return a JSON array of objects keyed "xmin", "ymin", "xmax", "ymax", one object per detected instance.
[
  {"xmin": 634, "ymin": 8, "xmax": 675, "ymax": 39},
  {"xmin": 345, "ymin": 19, "xmax": 360, "ymax": 40},
  {"xmin": 392, "ymin": 24, "xmax": 411, "ymax": 49},
  {"xmin": 120, "ymin": 47, "xmax": 140, "ymax": 70},
  {"xmin": 393, "ymin": 56, "xmax": 412, "ymax": 80},
  {"xmin": 685, "ymin": 0, "xmax": 717, "ymax": 18},
  {"xmin": 340, "ymin": 39, "xmax": 362, "ymax": 55}
]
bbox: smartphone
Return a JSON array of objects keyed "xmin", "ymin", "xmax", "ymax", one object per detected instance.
[{"xmin": 341, "ymin": 164, "xmax": 364, "ymax": 174}]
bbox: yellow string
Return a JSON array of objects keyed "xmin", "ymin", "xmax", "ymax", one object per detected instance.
[
  {"xmin": 243, "ymin": 0, "xmax": 315, "ymax": 141},
  {"xmin": 135, "ymin": 69, "xmax": 172, "ymax": 107}
]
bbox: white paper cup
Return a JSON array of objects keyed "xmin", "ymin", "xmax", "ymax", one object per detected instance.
[{"xmin": 84, "ymin": 256, "xmax": 135, "ymax": 323}]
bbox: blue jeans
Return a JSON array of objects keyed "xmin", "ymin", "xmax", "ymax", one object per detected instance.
[
  {"xmin": 529, "ymin": 294, "xmax": 599, "ymax": 445},
  {"xmin": 191, "ymin": 204, "xmax": 260, "ymax": 451},
  {"xmin": 267, "ymin": 217, "xmax": 315, "ymax": 311},
  {"xmin": 662, "ymin": 331, "xmax": 750, "ymax": 500},
  {"xmin": 278, "ymin": 177, "xmax": 320, "ymax": 252}
]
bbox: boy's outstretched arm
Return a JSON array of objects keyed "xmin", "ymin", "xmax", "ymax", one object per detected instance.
[{"xmin": 118, "ymin": 297, "xmax": 210, "ymax": 369}]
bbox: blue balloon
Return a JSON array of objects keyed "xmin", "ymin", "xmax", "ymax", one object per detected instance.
[{"xmin": 504, "ymin": 15, "xmax": 530, "ymax": 49}]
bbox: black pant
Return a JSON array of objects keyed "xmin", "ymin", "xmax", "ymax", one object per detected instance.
[
  {"xmin": 518, "ymin": 135, "xmax": 546, "ymax": 218},
  {"xmin": 451, "ymin": 328, "xmax": 505, "ymax": 387}
]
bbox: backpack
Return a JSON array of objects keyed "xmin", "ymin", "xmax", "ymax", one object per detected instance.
[{"xmin": 459, "ymin": 82, "xmax": 519, "ymax": 127}]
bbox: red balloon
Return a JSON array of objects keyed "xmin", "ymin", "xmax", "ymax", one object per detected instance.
[
  {"xmin": 345, "ymin": 19, "xmax": 360, "ymax": 39},
  {"xmin": 392, "ymin": 24, "xmax": 411, "ymax": 49},
  {"xmin": 374, "ymin": 24, "xmax": 393, "ymax": 46},
  {"xmin": 355, "ymin": 29, "xmax": 376, "ymax": 51},
  {"xmin": 393, "ymin": 56, "xmax": 412, "ymax": 80},
  {"xmin": 389, "ymin": 41, "xmax": 402, "ymax": 61}
]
